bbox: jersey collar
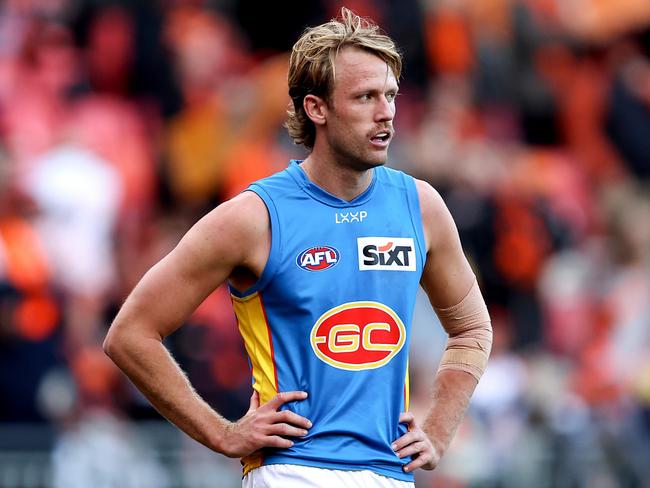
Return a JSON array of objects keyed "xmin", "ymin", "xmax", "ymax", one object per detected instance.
[{"xmin": 286, "ymin": 160, "xmax": 378, "ymax": 208}]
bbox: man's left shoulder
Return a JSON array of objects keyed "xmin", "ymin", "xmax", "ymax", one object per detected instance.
[
  {"xmin": 377, "ymin": 164, "xmax": 417, "ymax": 188},
  {"xmin": 410, "ymin": 178, "xmax": 443, "ymax": 204},
  {"xmin": 408, "ymin": 178, "xmax": 455, "ymax": 232}
]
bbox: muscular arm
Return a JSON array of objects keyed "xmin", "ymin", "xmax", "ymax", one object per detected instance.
[
  {"xmin": 103, "ymin": 192, "xmax": 310, "ymax": 457},
  {"xmin": 393, "ymin": 180, "xmax": 492, "ymax": 472}
]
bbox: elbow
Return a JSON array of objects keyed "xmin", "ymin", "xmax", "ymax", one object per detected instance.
[
  {"xmin": 102, "ymin": 322, "xmax": 124, "ymax": 361},
  {"xmin": 103, "ymin": 324, "xmax": 133, "ymax": 370},
  {"xmin": 103, "ymin": 319, "xmax": 162, "ymax": 363},
  {"xmin": 102, "ymin": 327, "xmax": 116, "ymax": 359}
]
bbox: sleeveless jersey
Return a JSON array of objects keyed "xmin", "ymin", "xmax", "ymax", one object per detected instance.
[{"xmin": 230, "ymin": 160, "xmax": 426, "ymax": 483}]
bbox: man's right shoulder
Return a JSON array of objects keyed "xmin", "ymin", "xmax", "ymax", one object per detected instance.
[
  {"xmin": 180, "ymin": 190, "xmax": 270, "ymax": 274},
  {"xmin": 212, "ymin": 190, "xmax": 270, "ymax": 236},
  {"xmin": 246, "ymin": 163, "xmax": 301, "ymax": 197}
]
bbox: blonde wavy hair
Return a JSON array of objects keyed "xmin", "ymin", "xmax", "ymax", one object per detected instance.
[{"xmin": 286, "ymin": 8, "xmax": 402, "ymax": 150}]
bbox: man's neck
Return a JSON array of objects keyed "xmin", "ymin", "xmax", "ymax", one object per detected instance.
[{"xmin": 300, "ymin": 154, "xmax": 374, "ymax": 202}]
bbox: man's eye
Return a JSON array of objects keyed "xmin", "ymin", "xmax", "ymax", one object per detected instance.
[
  {"xmin": 386, "ymin": 92, "xmax": 397, "ymax": 101},
  {"xmin": 359, "ymin": 93, "xmax": 372, "ymax": 100}
]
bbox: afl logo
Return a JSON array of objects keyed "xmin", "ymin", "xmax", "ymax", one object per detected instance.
[
  {"xmin": 310, "ymin": 302, "xmax": 406, "ymax": 371},
  {"xmin": 297, "ymin": 246, "xmax": 340, "ymax": 271}
]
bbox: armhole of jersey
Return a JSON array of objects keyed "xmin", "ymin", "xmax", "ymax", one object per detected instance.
[
  {"xmin": 229, "ymin": 185, "xmax": 281, "ymax": 298},
  {"xmin": 404, "ymin": 175, "xmax": 427, "ymax": 273}
]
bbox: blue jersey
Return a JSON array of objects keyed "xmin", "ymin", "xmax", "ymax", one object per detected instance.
[{"xmin": 230, "ymin": 160, "xmax": 426, "ymax": 482}]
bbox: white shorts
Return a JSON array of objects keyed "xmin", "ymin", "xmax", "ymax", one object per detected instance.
[{"xmin": 242, "ymin": 464, "xmax": 414, "ymax": 488}]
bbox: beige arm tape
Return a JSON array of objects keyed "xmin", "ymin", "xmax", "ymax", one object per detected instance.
[{"xmin": 434, "ymin": 279, "xmax": 493, "ymax": 382}]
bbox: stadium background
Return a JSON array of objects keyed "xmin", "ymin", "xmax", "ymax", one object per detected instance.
[{"xmin": 0, "ymin": 0, "xmax": 649, "ymax": 486}]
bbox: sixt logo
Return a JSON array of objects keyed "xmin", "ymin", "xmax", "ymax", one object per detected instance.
[
  {"xmin": 310, "ymin": 301, "xmax": 406, "ymax": 371},
  {"xmin": 357, "ymin": 237, "xmax": 416, "ymax": 271},
  {"xmin": 297, "ymin": 246, "xmax": 340, "ymax": 271},
  {"xmin": 335, "ymin": 210, "xmax": 367, "ymax": 224}
]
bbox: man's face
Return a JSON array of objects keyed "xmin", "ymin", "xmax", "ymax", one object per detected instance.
[{"xmin": 322, "ymin": 47, "xmax": 398, "ymax": 171}]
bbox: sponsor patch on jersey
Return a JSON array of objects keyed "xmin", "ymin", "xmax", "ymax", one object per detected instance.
[
  {"xmin": 335, "ymin": 210, "xmax": 367, "ymax": 224},
  {"xmin": 310, "ymin": 301, "xmax": 406, "ymax": 371},
  {"xmin": 357, "ymin": 237, "xmax": 416, "ymax": 271},
  {"xmin": 297, "ymin": 246, "xmax": 340, "ymax": 271}
]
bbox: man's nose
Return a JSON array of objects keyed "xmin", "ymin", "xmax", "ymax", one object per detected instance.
[{"xmin": 375, "ymin": 95, "xmax": 394, "ymax": 122}]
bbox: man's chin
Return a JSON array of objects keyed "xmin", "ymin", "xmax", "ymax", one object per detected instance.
[
  {"xmin": 368, "ymin": 160, "xmax": 387, "ymax": 169},
  {"xmin": 366, "ymin": 151, "xmax": 389, "ymax": 168},
  {"xmin": 349, "ymin": 157, "xmax": 386, "ymax": 172},
  {"xmin": 333, "ymin": 146, "xmax": 389, "ymax": 171}
]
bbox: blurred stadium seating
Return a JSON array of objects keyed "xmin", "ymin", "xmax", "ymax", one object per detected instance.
[{"xmin": 0, "ymin": 0, "xmax": 649, "ymax": 486}]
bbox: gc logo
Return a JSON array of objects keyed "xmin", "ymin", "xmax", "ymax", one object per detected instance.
[{"xmin": 310, "ymin": 302, "xmax": 406, "ymax": 371}]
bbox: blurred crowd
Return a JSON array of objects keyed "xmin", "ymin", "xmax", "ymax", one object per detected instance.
[{"xmin": 0, "ymin": 0, "xmax": 649, "ymax": 487}]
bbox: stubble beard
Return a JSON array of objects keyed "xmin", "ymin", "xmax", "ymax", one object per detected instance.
[{"xmin": 327, "ymin": 130, "xmax": 389, "ymax": 174}]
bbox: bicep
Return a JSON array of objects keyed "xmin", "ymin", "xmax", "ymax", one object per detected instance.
[
  {"xmin": 111, "ymin": 194, "xmax": 267, "ymax": 339},
  {"xmin": 416, "ymin": 180, "xmax": 476, "ymax": 308},
  {"xmin": 115, "ymin": 231, "xmax": 233, "ymax": 340}
]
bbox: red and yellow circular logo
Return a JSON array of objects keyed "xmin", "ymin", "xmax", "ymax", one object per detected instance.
[{"xmin": 310, "ymin": 302, "xmax": 406, "ymax": 371}]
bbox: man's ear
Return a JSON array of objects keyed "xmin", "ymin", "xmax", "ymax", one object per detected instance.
[{"xmin": 303, "ymin": 94, "xmax": 328, "ymax": 126}]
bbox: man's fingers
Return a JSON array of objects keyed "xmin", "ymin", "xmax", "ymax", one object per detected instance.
[
  {"xmin": 248, "ymin": 390, "xmax": 260, "ymax": 412},
  {"xmin": 392, "ymin": 431, "xmax": 421, "ymax": 452},
  {"xmin": 403, "ymin": 459, "xmax": 423, "ymax": 473},
  {"xmin": 266, "ymin": 423, "xmax": 309, "ymax": 438},
  {"xmin": 264, "ymin": 435, "xmax": 294, "ymax": 449},
  {"xmin": 395, "ymin": 440, "xmax": 428, "ymax": 459},
  {"xmin": 231, "ymin": 391, "xmax": 311, "ymax": 457},
  {"xmin": 275, "ymin": 409, "xmax": 313, "ymax": 429},
  {"xmin": 399, "ymin": 411, "xmax": 414, "ymax": 425},
  {"xmin": 404, "ymin": 453, "xmax": 436, "ymax": 473},
  {"xmin": 394, "ymin": 414, "xmax": 438, "ymax": 472},
  {"xmin": 264, "ymin": 391, "xmax": 308, "ymax": 410}
]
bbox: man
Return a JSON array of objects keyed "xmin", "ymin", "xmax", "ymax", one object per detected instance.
[{"xmin": 104, "ymin": 8, "xmax": 492, "ymax": 487}]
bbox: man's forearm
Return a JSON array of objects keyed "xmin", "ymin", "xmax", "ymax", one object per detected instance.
[
  {"xmin": 422, "ymin": 369, "xmax": 477, "ymax": 457},
  {"xmin": 103, "ymin": 330, "xmax": 230, "ymax": 453}
]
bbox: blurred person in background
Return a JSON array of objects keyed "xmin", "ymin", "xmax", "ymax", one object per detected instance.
[
  {"xmin": 0, "ymin": 0, "xmax": 649, "ymax": 487},
  {"xmin": 104, "ymin": 8, "xmax": 492, "ymax": 487}
]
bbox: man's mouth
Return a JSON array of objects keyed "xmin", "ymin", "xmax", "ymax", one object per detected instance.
[{"xmin": 370, "ymin": 130, "xmax": 392, "ymax": 146}]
